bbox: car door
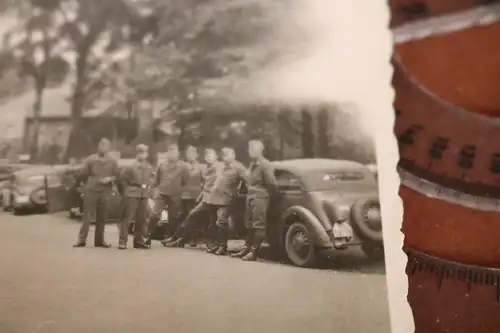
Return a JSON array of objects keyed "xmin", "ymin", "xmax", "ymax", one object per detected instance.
[{"xmin": 266, "ymin": 170, "xmax": 305, "ymax": 242}]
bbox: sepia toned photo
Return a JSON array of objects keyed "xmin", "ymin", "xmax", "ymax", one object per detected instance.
[{"xmin": 0, "ymin": 1, "xmax": 406, "ymax": 333}]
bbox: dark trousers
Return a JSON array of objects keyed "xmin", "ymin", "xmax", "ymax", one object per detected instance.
[
  {"xmin": 243, "ymin": 196, "xmax": 269, "ymax": 249},
  {"xmin": 182, "ymin": 198, "xmax": 204, "ymax": 241},
  {"xmin": 176, "ymin": 201, "xmax": 228, "ymax": 245},
  {"xmin": 118, "ymin": 197, "xmax": 148, "ymax": 246},
  {"xmin": 77, "ymin": 191, "xmax": 110, "ymax": 245},
  {"xmin": 147, "ymin": 194, "xmax": 182, "ymax": 238}
]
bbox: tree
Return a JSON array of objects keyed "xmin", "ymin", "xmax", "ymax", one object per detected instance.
[
  {"xmin": 2, "ymin": 1, "xmax": 70, "ymax": 160},
  {"xmin": 29, "ymin": 0, "xmax": 156, "ymax": 159}
]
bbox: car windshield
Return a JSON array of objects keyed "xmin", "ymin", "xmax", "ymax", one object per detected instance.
[{"xmin": 301, "ymin": 169, "xmax": 375, "ymax": 191}]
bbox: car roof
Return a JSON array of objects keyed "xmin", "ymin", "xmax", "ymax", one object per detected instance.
[
  {"xmin": 14, "ymin": 164, "xmax": 68, "ymax": 176},
  {"xmin": 271, "ymin": 159, "xmax": 366, "ymax": 173}
]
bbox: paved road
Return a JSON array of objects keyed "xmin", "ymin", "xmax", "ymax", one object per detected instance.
[{"xmin": 0, "ymin": 212, "xmax": 391, "ymax": 333}]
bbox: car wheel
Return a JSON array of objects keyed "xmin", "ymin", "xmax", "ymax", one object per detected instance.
[
  {"xmin": 284, "ymin": 221, "xmax": 317, "ymax": 268},
  {"xmin": 351, "ymin": 199, "xmax": 383, "ymax": 243},
  {"xmin": 362, "ymin": 243, "xmax": 385, "ymax": 262}
]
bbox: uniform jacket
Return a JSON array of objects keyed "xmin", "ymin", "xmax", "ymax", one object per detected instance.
[
  {"xmin": 200, "ymin": 162, "xmax": 223, "ymax": 202},
  {"xmin": 247, "ymin": 157, "xmax": 278, "ymax": 198},
  {"xmin": 155, "ymin": 159, "xmax": 189, "ymax": 196},
  {"xmin": 80, "ymin": 154, "xmax": 120, "ymax": 193},
  {"xmin": 122, "ymin": 160, "xmax": 154, "ymax": 198},
  {"xmin": 206, "ymin": 161, "xmax": 248, "ymax": 206},
  {"xmin": 182, "ymin": 161, "xmax": 205, "ymax": 200}
]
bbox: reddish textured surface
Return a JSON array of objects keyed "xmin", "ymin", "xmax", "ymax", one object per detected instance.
[
  {"xmin": 396, "ymin": 21, "xmax": 500, "ymax": 117},
  {"xmin": 394, "ymin": 9, "xmax": 500, "ymax": 331},
  {"xmin": 401, "ymin": 186, "xmax": 500, "ymax": 268},
  {"xmin": 394, "ymin": 59, "xmax": 500, "ymax": 188},
  {"xmin": 389, "ymin": 0, "xmax": 486, "ymax": 27},
  {"xmin": 408, "ymin": 269, "xmax": 500, "ymax": 333}
]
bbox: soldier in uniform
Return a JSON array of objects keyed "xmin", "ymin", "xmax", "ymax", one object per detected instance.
[
  {"xmin": 145, "ymin": 143, "xmax": 189, "ymax": 246},
  {"xmin": 231, "ymin": 140, "xmax": 277, "ymax": 261},
  {"xmin": 205, "ymin": 147, "xmax": 248, "ymax": 255},
  {"xmin": 162, "ymin": 148, "xmax": 221, "ymax": 248},
  {"xmin": 117, "ymin": 144, "xmax": 154, "ymax": 250},
  {"xmin": 73, "ymin": 138, "xmax": 120, "ymax": 248},
  {"xmin": 182, "ymin": 145, "xmax": 205, "ymax": 246}
]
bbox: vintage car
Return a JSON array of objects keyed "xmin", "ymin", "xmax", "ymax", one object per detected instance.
[
  {"xmin": 0, "ymin": 164, "xmax": 34, "ymax": 207},
  {"xmin": 253, "ymin": 158, "xmax": 383, "ymax": 268},
  {"xmin": 3, "ymin": 164, "xmax": 71, "ymax": 215}
]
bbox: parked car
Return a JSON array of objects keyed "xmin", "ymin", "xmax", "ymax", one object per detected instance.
[
  {"xmin": 236, "ymin": 158, "xmax": 384, "ymax": 268},
  {"xmin": 0, "ymin": 164, "xmax": 33, "ymax": 207},
  {"xmin": 3, "ymin": 164, "xmax": 69, "ymax": 215}
]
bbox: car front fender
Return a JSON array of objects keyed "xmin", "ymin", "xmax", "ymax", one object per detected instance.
[{"xmin": 281, "ymin": 206, "xmax": 334, "ymax": 248}]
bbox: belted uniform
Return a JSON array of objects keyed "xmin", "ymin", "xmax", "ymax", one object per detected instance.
[
  {"xmin": 163, "ymin": 162, "xmax": 221, "ymax": 244},
  {"xmin": 245, "ymin": 158, "xmax": 277, "ymax": 230},
  {"xmin": 181, "ymin": 161, "xmax": 205, "ymax": 217},
  {"xmin": 76, "ymin": 154, "xmax": 120, "ymax": 246},
  {"xmin": 233, "ymin": 157, "xmax": 278, "ymax": 260},
  {"xmin": 164, "ymin": 161, "xmax": 248, "ymax": 254},
  {"xmin": 147, "ymin": 159, "xmax": 189, "ymax": 241},
  {"xmin": 118, "ymin": 159, "xmax": 154, "ymax": 247},
  {"xmin": 204, "ymin": 161, "xmax": 248, "ymax": 252}
]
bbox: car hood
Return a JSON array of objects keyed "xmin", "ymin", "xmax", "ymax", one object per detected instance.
[{"xmin": 311, "ymin": 189, "xmax": 379, "ymax": 206}]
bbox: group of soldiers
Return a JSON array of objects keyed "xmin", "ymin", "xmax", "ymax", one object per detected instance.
[{"xmin": 72, "ymin": 137, "xmax": 278, "ymax": 261}]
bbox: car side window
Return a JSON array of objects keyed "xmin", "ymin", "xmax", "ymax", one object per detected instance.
[{"xmin": 275, "ymin": 170, "xmax": 301, "ymax": 191}]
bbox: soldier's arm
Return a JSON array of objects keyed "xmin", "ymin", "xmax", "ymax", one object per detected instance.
[
  {"xmin": 236, "ymin": 163, "xmax": 250, "ymax": 183},
  {"xmin": 77, "ymin": 158, "xmax": 92, "ymax": 184},
  {"xmin": 181, "ymin": 162, "xmax": 190, "ymax": 187},
  {"xmin": 110, "ymin": 160, "xmax": 120, "ymax": 182},
  {"xmin": 154, "ymin": 165, "xmax": 162, "ymax": 187},
  {"xmin": 121, "ymin": 167, "xmax": 137, "ymax": 186}
]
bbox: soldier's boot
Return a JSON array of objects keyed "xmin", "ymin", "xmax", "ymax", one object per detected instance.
[
  {"xmin": 145, "ymin": 234, "xmax": 152, "ymax": 246},
  {"xmin": 231, "ymin": 229, "xmax": 254, "ymax": 258},
  {"xmin": 161, "ymin": 235, "xmax": 177, "ymax": 245},
  {"xmin": 133, "ymin": 242, "xmax": 151, "ymax": 249},
  {"xmin": 214, "ymin": 226, "xmax": 229, "ymax": 256},
  {"xmin": 164, "ymin": 237, "xmax": 186, "ymax": 248},
  {"xmin": 206, "ymin": 242, "xmax": 219, "ymax": 253},
  {"xmin": 162, "ymin": 225, "xmax": 188, "ymax": 247},
  {"xmin": 205, "ymin": 245, "xmax": 219, "ymax": 254},
  {"xmin": 188, "ymin": 234, "xmax": 199, "ymax": 247},
  {"xmin": 241, "ymin": 230, "xmax": 264, "ymax": 262}
]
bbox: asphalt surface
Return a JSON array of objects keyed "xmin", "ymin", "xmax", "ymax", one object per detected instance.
[{"xmin": 0, "ymin": 212, "xmax": 391, "ymax": 333}]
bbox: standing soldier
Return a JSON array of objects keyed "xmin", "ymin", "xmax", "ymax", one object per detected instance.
[
  {"xmin": 205, "ymin": 147, "xmax": 248, "ymax": 255},
  {"xmin": 73, "ymin": 138, "xmax": 120, "ymax": 248},
  {"xmin": 145, "ymin": 143, "xmax": 189, "ymax": 246},
  {"xmin": 231, "ymin": 140, "xmax": 277, "ymax": 261},
  {"xmin": 117, "ymin": 144, "xmax": 154, "ymax": 250},
  {"xmin": 162, "ymin": 148, "xmax": 221, "ymax": 248},
  {"xmin": 182, "ymin": 145, "xmax": 205, "ymax": 246}
]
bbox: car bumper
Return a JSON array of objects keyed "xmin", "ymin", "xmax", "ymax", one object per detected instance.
[{"xmin": 12, "ymin": 199, "xmax": 36, "ymax": 210}]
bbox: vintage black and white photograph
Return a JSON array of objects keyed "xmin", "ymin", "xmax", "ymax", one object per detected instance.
[{"xmin": 0, "ymin": 0, "xmax": 400, "ymax": 332}]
